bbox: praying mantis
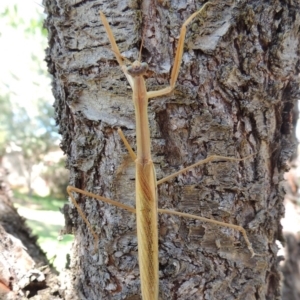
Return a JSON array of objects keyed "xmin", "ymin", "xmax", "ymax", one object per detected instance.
[{"xmin": 67, "ymin": 2, "xmax": 257, "ymax": 300}]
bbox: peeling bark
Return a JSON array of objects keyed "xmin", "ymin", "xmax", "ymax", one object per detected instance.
[{"xmin": 44, "ymin": 0, "xmax": 300, "ymax": 299}]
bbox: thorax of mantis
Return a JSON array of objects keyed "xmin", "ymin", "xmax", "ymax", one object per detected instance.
[{"xmin": 67, "ymin": 3, "xmax": 257, "ymax": 300}]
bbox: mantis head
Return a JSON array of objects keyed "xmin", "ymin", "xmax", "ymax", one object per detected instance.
[{"xmin": 127, "ymin": 61, "xmax": 148, "ymax": 77}]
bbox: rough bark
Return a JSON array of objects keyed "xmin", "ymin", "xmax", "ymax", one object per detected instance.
[
  {"xmin": 0, "ymin": 167, "xmax": 60, "ymax": 299},
  {"xmin": 44, "ymin": 0, "xmax": 300, "ymax": 299}
]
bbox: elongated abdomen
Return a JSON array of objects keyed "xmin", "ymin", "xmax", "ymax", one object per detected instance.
[{"xmin": 135, "ymin": 159, "xmax": 159, "ymax": 300}]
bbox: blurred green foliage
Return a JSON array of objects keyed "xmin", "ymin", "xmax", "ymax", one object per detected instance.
[
  {"xmin": 1, "ymin": 1, "xmax": 72, "ymax": 271},
  {"xmin": 0, "ymin": 2, "xmax": 64, "ymax": 196},
  {"xmin": 13, "ymin": 190, "xmax": 73, "ymax": 271},
  {"xmin": 1, "ymin": 4, "xmax": 47, "ymax": 37},
  {"xmin": 13, "ymin": 190, "xmax": 66, "ymax": 211},
  {"xmin": 41, "ymin": 158, "xmax": 69, "ymax": 200},
  {"xmin": 0, "ymin": 94, "xmax": 13, "ymax": 157}
]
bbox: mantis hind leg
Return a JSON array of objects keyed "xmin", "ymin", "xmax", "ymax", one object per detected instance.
[
  {"xmin": 155, "ymin": 153, "xmax": 258, "ymax": 257},
  {"xmin": 157, "ymin": 153, "xmax": 255, "ymax": 185},
  {"xmin": 117, "ymin": 127, "xmax": 255, "ymax": 185},
  {"xmin": 157, "ymin": 208, "xmax": 257, "ymax": 257},
  {"xmin": 117, "ymin": 128, "xmax": 258, "ymax": 256},
  {"xmin": 67, "ymin": 186, "xmax": 136, "ymax": 252}
]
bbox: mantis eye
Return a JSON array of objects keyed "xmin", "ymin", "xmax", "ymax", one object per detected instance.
[{"xmin": 140, "ymin": 62, "xmax": 148, "ymax": 69}]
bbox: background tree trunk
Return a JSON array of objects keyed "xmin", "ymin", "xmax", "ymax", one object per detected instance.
[
  {"xmin": 0, "ymin": 168, "xmax": 48, "ymax": 266},
  {"xmin": 44, "ymin": 0, "xmax": 299, "ymax": 299},
  {"xmin": 0, "ymin": 167, "xmax": 58, "ymax": 299}
]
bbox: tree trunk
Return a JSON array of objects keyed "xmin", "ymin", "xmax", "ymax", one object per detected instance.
[{"xmin": 44, "ymin": 0, "xmax": 299, "ymax": 299}]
